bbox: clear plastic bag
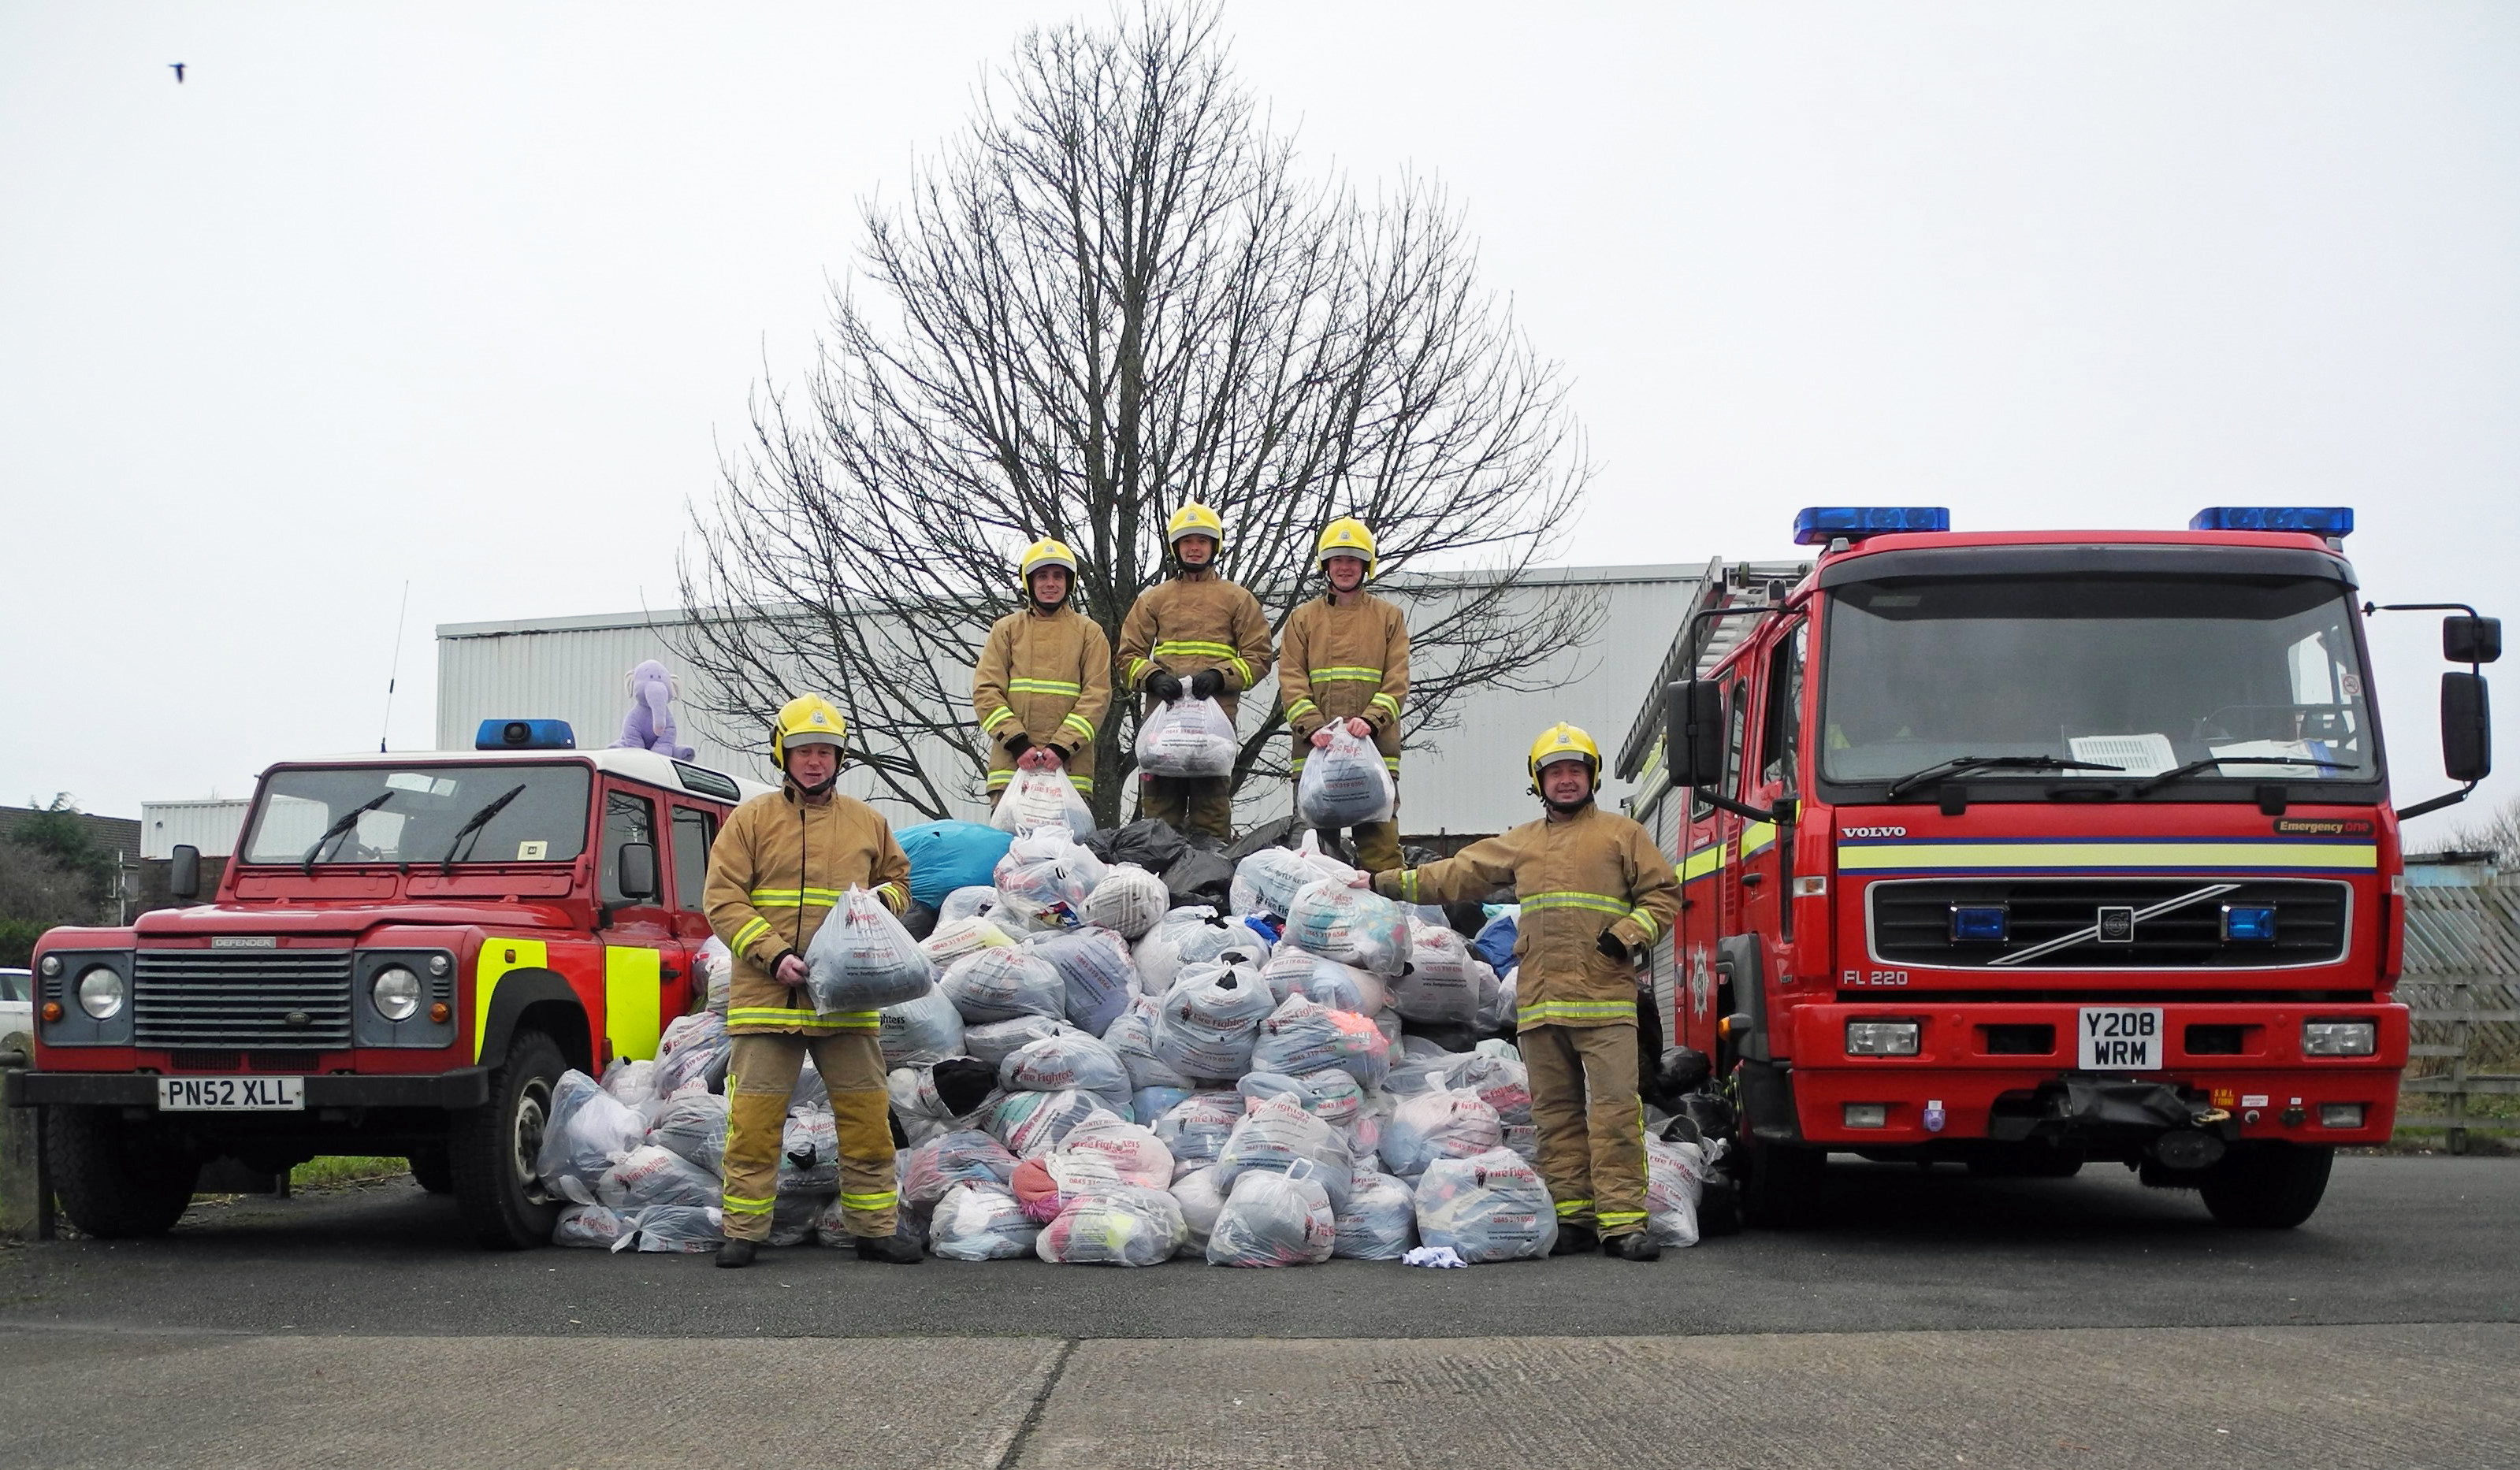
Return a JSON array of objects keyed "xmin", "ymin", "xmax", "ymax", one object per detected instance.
[
  {"xmin": 938, "ymin": 885, "xmax": 1002, "ymax": 924},
  {"xmin": 960, "ymin": 1014, "xmax": 1076, "ymax": 1070},
  {"xmin": 805, "ymin": 886, "xmax": 938, "ymax": 1014},
  {"xmin": 1249, "ymin": 993, "xmax": 1390, "ymax": 1086},
  {"xmin": 939, "ymin": 946, "xmax": 1066, "ymax": 1023},
  {"xmin": 1151, "ymin": 1090, "xmax": 1246, "ymax": 1166},
  {"xmin": 1257, "ymin": 946, "xmax": 1384, "ymax": 1014},
  {"xmin": 600, "ymin": 1057, "xmax": 657, "ymax": 1110},
  {"xmin": 998, "ymin": 1032, "xmax": 1134, "ymax": 1119},
  {"xmin": 887, "ymin": 1059, "xmax": 1001, "ymax": 1146},
  {"xmin": 927, "ymin": 1182, "xmax": 1042, "ymax": 1260},
  {"xmin": 1295, "ymin": 725, "xmax": 1395, "ymax": 827},
  {"xmin": 1206, "ymin": 1166, "xmax": 1337, "ymax": 1267},
  {"xmin": 1035, "ymin": 1184, "xmax": 1186, "ymax": 1266},
  {"xmin": 779, "ymin": 1109, "xmax": 840, "ymax": 1194},
  {"xmin": 769, "ymin": 1190, "xmax": 826, "ymax": 1246},
  {"xmin": 597, "ymin": 1144, "xmax": 721, "ymax": 1211},
  {"xmin": 1149, "ymin": 958, "xmax": 1276, "ymax": 1082},
  {"xmin": 613, "ymin": 1204, "xmax": 724, "ymax": 1253},
  {"xmin": 1132, "ymin": 907, "xmax": 1254, "ymax": 995},
  {"xmin": 901, "ymin": 1128, "xmax": 1020, "ymax": 1209},
  {"xmin": 920, "ymin": 914, "xmax": 1016, "ymax": 967},
  {"xmin": 1169, "ymin": 1164, "xmax": 1228, "ymax": 1256},
  {"xmin": 991, "ymin": 764, "xmax": 1097, "ymax": 837},
  {"xmin": 878, "ymin": 986, "xmax": 966, "ymax": 1069},
  {"xmin": 1291, "ymin": 1067, "xmax": 1363, "ymax": 1130},
  {"xmin": 1433, "ymin": 1051, "xmax": 1533, "ymax": 1126},
  {"xmin": 1476, "ymin": 963, "xmax": 1515, "ymax": 1034},
  {"xmin": 1333, "ymin": 1167, "xmax": 1418, "ymax": 1260},
  {"xmin": 696, "ymin": 935, "xmax": 734, "ymax": 1015},
  {"xmin": 553, "ymin": 1203, "xmax": 626, "ymax": 1249},
  {"xmin": 811, "ymin": 1194, "xmax": 925, "ymax": 1253},
  {"xmin": 536, "ymin": 1070, "xmax": 648, "ymax": 1196},
  {"xmin": 1214, "ymin": 1094, "xmax": 1353, "ymax": 1211},
  {"xmin": 1103, "ymin": 994, "xmax": 1192, "ymax": 1090},
  {"xmin": 1282, "ymin": 879, "xmax": 1412, "ymax": 976},
  {"xmin": 1080, "ymin": 865, "xmax": 1170, "ymax": 939},
  {"xmin": 987, "ymin": 1086, "xmax": 1113, "ymax": 1160},
  {"xmin": 1379, "ymin": 1089, "xmax": 1505, "ymax": 1178},
  {"xmin": 1047, "ymin": 1111, "xmax": 1175, "ymax": 1193},
  {"xmin": 1230, "ymin": 833, "xmax": 1359, "ymax": 919},
  {"xmin": 1028, "ymin": 926, "xmax": 1140, "ymax": 1036},
  {"xmin": 646, "ymin": 1090, "xmax": 730, "ymax": 1175},
  {"xmin": 1132, "ymin": 696, "xmax": 1237, "ymax": 778},
  {"xmin": 1645, "ymin": 1134, "xmax": 1721, "ymax": 1248},
  {"xmin": 1391, "ymin": 919, "xmax": 1478, "ymax": 1025},
  {"xmin": 991, "ymin": 826, "xmax": 1109, "ymax": 930},
  {"xmin": 1411, "ymin": 1147, "xmax": 1557, "ymax": 1263},
  {"xmin": 653, "ymin": 1012, "xmax": 730, "ymax": 1097}
]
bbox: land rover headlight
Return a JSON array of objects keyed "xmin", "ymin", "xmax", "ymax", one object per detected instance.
[
  {"xmin": 371, "ymin": 966, "xmax": 422, "ymax": 1023},
  {"xmin": 76, "ymin": 966, "xmax": 125, "ymax": 1019}
]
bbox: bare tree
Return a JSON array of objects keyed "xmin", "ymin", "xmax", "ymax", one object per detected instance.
[
  {"xmin": 678, "ymin": 2, "xmax": 1597, "ymax": 823},
  {"xmin": 2426, "ymin": 792, "xmax": 2520, "ymax": 864}
]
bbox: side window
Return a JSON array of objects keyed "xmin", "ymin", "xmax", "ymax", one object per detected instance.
[
  {"xmin": 600, "ymin": 789, "xmax": 658, "ymax": 906},
  {"xmin": 1760, "ymin": 620, "xmax": 1806, "ymax": 789},
  {"xmin": 671, "ymin": 807, "xmax": 717, "ymax": 913},
  {"xmin": 1721, "ymin": 676, "xmax": 1750, "ymax": 801}
]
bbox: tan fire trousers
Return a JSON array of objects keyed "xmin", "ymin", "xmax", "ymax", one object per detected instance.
[
  {"xmin": 1521, "ymin": 1021, "xmax": 1647, "ymax": 1237},
  {"xmin": 720, "ymin": 1032, "xmax": 896, "ymax": 1242},
  {"xmin": 1139, "ymin": 774, "xmax": 1234, "ymax": 841}
]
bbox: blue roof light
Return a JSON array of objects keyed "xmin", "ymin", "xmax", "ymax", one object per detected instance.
[
  {"xmin": 2188, "ymin": 507, "xmax": 2353, "ymax": 536},
  {"xmin": 475, "ymin": 718, "xmax": 577, "ymax": 751},
  {"xmin": 1792, "ymin": 507, "xmax": 1951, "ymax": 546}
]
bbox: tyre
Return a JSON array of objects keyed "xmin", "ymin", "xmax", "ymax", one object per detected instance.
[
  {"xmin": 1697, "ymin": 1176, "xmax": 1743, "ymax": 1238},
  {"xmin": 1740, "ymin": 1136, "xmax": 1824, "ymax": 1230},
  {"xmin": 406, "ymin": 1145, "xmax": 455, "ymax": 1195},
  {"xmin": 47, "ymin": 1105, "xmax": 201, "ymax": 1238},
  {"xmin": 448, "ymin": 1030, "xmax": 565, "ymax": 1249},
  {"xmin": 2199, "ymin": 1142, "xmax": 2333, "ymax": 1229}
]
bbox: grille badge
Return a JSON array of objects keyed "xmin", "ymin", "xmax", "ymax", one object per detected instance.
[
  {"xmin": 2096, "ymin": 906, "xmax": 2136, "ymax": 943},
  {"xmin": 284, "ymin": 1011, "xmax": 311, "ymax": 1028},
  {"xmin": 211, "ymin": 936, "xmax": 279, "ymax": 949}
]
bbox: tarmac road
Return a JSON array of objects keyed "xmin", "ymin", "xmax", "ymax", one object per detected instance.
[{"xmin": 1, "ymin": 1156, "xmax": 2513, "ymax": 1468}]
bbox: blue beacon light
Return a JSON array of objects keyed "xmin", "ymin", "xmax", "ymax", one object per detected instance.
[
  {"xmin": 2188, "ymin": 507, "xmax": 2354, "ymax": 536},
  {"xmin": 475, "ymin": 718, "xmax": 578, "ymax": 751},
  {"xmin": 1792, "ymin": 507, "xmax": 1952, "ymax": 546}
]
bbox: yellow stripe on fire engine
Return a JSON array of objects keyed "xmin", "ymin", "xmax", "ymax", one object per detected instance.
[
  {"xmin": 472, "ymin": 937, "xmax": 550, "ymax": 1062},
  {"xmin": 1740, "ymin": 822, "xmax": 1778, "ymax": 859},
  {"xmin": 604, "ymin": 946, "xmax": 663, "ymax": 1062},
  {"xmin": 1837, "ymin": 840, "xmax": 2379, "ymax": 874}
]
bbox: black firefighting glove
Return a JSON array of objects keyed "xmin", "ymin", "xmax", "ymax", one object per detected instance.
[
  {"xmin": 1143, "ymin": 667, "xmax": 1184, "ymax": 703},
  {"xmin": 1596, "ymin": 930, "xmax": 1631, "ymax": 963},
  {"xmin": 1003, "ymin": 732, "xmax": 1032, "ymax": 757},
  {"xmin": 1188, "ymin": 668, "xmax": 1225, "ymax": 701},
  {"xmin": 1048, "ymin": 744, "xmax": 1072, "ymax": 764}
]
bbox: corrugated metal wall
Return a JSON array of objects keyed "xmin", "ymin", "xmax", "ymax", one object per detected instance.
[
  {"xmin": 433, "ymin": 565, "xmax": 1719, "ymax": 837},
  {"xmin": 139, "ymin": 800, "xmax": 253, "ymax": 859}
]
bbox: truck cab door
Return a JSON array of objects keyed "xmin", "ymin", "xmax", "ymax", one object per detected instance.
[
  {"xmin": 664, "ymin": 804, "xmax": 721, "ymax": 1017},
  {"xmin": 596, "ymin": 786, "xmax": 671, "ymax": 1063},
  {"xmin": 1738, "ymin": 619, "xmax": 1805, "ymax": 960}
]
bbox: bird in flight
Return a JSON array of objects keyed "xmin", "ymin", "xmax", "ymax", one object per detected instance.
[{"xmin": 170, "ymin": 62, "xmax": 184, "ymax": 83}]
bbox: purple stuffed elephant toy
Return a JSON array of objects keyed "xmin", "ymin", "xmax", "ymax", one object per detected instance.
[{"xmin": 613, "ymin": 659, "xmax": 696, "ymax": 759}]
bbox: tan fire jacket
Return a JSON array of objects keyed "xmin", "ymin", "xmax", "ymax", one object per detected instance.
[
  {"xmin": 1373, "ymin": 802, "xmax": 1680, "ymax": 1030},
  {"xmin": 704, "ymin": 784, "xmax": 911, "ymax": 1034},
  {"xmin": 1279, "ymin": 591, "xmax": 1408, "ymax": 773},
  {"xmin": 1116, "ymin": 572, "xmax": 1276, "ymax": 722},
  {"xmin": 972, "ymin": 606, "xmax": 1113, "ymax": 794}
]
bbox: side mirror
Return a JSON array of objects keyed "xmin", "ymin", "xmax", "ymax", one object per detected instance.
[
  {"xmin": 2445, "ymin": 615, "xmax": 2503, "ymax": 665},
  {"xmin": 2443, "ymin": 673, "xmax": 2492, "ymax": 782},
  {"xmin": 1666, "ymin": 680, "xmax": 1724, "ymax": 788},
  {"xmin": 616, "ymin": 842, "xmax": 658, "ymax": 903},
  {"xmin": 168, "ymin": 844, "xmax": 202, "ymax": 904}
]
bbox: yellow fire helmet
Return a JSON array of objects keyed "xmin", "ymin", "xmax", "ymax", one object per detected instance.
[
  {"xmin": 1316, "ymin": 517, "xmax": 1378, "ymax": 579},
  {"xmin": 1527, "ymin": 721, "xmax": 1601, "ymax": 782},
  {"xmin": 1167, "ymin": 503, "xmax": 1226, "ymax": 554},
  {"xmin": 771, "ymin": 693, "xmax": 848, "ymax": 771},
  {"xmin": 1017, "ymin": 536, "xmax": 1079, "ymax": 593}
]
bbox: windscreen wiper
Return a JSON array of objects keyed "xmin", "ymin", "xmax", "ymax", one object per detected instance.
[
  {"xmin": 300, "ymin": 792, "xmax": 396, "ymax": 874},
  {"xmin": 1884, "ymin": 754, "xmax": 2124, "ymax": 800},
  {"xmin": 437, "ymin": 784, "xmax": 528, "ymax": 873},
  {"xmin": 2135, "ymin": 755, "xmax": 2354, "ymax": 796}
]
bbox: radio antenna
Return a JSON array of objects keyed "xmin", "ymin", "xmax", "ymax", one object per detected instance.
[{"xmin": 378, "ymin": 580, "xmax": 411, "ymax": 752}]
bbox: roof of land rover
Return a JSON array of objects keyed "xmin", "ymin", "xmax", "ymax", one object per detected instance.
[{"xmin": 264, "ymin": 748, "xmax": 776, "ymax": 803}]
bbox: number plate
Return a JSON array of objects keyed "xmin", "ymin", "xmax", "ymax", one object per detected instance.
[
  {"xmin": 2076, "ymin": 1007, "xmax": 2164, "ymax": 1071},
  {"xmin": 158, "ymin": 1075, "xmax": 305, "ymax": 1112}
]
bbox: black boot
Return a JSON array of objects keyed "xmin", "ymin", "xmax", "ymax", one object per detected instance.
[
  {"xmin": 715, "ymin": 1239, "xmax": 756, "ymax": 1269},
  {"xmin": 1549, "ymin": 1223, "xmax": 1599, "ymax": 1257},
  {"xmin": 1603, "ymin": 1231, "xmax": 1662, "ymax": 1262},
  {"xmin": 855, "ymin": 1232, "xmax": 922, "ymax": 1265}
]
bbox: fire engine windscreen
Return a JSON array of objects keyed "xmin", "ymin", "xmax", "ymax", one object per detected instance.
[
  {"xmin": 1818, "ymin": 576, "xmax": 2377, "ymax": 789},
  {"xmin": 239, "ymin": 763, "xmax": 594, "ymax": 865}
]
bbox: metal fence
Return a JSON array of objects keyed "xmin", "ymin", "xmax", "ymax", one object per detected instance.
[{"xmin": 2397, "ymin": 876, "xmax": 2520, "ymax": 1150}]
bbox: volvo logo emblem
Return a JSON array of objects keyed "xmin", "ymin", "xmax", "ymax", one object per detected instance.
[
  {"xmin": 284, "ymin": 1011, "xmax": 312, "ymax": 1028},
  {"xmin": 2095, "ymin": 906, "xmax": 2136, "ymax": 944}
]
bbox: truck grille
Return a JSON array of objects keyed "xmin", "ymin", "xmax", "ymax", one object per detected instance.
[
  {"xmin": 132, "ymin": 950, "xmax": 355, "ymax": 1049},
  {"xmin": 1870, "ymin": 879, "xmax": 2349, "ymax": 969}
]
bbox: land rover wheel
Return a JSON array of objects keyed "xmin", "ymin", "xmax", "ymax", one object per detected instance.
[
  {"xmin": 449, "ymin": 1031, "xmax": 564, "ymax": 1249},
  {"xmin": 2199, "ymin": 1142, "xmax": 2333, "ymax": 1229},
  {"xmin": 48, "ymin": 1105, "xmax": 201, "ymax": 1238}
]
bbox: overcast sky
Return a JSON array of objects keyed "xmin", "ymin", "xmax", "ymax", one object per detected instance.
[{"xmin": 5, "ymin": 2, "xmax": 2514, "ymax": 837}]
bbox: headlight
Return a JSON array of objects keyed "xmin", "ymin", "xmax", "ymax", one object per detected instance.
[
  {"xmin": 76, "ymin": 966, "xmax": 125, "ymax": 1019},
  {"xmin": 2303, "ymin": 1019, "xmax": 2375, "ymax": 1057},
  {"xmin": 1845, "ymin": 1019, "xmax": 1920, "ymax": 1056},
  {"xmin": 426, "ymin": 953, "xmax": 452, "ymax": 977},
  {"xmin": 39, "ymin": 954, "xmax": 62, "ymax": 978},
  {"xmin": 371, "ymin": 966, "xmax": 422, "ymax": 1022}
]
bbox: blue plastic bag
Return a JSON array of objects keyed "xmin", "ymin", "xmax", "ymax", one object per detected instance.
[
  {"xmin": 898, "ymin": 821, "xmax": 1017, "ymax": 908},
  {"xmin": 1471, "ymin": 911, "xmax": 1518, "ymax": 974}
]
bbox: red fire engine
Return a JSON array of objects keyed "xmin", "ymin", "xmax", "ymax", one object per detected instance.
[
  {"xmin": 11, "ymin": 721, "xmax": 768, "ymax": 1248},
  {"xmin": 1622, "ymin": 507, "xmax": 2497, "ymax": 1229}
]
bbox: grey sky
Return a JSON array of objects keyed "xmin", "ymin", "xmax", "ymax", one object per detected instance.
[{"xmin": 4, "ymin": 2, "xmax": 2513, "ymax": 834}]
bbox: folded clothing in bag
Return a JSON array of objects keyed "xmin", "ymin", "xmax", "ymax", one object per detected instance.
[
  {"xmin": 646, "ymin": 1090, "xmax": 730, "ymax": 1175},
  {"xmin": 1379, "ymin": 1088, "xmax": 1505, "ymax": 1178},
  {"xmin": 1079, "ymin": 864, "xmax": 1170, "ymax": 940},
  {"xmin": 1214, "ymin": 1094, "xmax": 1353, "ymax": 1212},
  {"xmin": 614, "ymin": 1204, "xmax": 724, "ymax": 1253},
  {"xmin": 1029, "ymin": 925, "xmax": 1140, "ymax": 1036},
  {"xmin": 1295, "ymin": 726, "xmax": 1396, "ymax": 827},
  {"xmin": 804, "ymin": 887, "xmax": 938, "ymax": 1013},
  {"xmin": 1412, "ymin": 1147, "xmax": 1557, "ymax": 1263},
  {"xmin": 1257, "ymin": 946, "xmax": 1384, "ymax": 1014},
  {"xmin": 553, "ymin": 1204, "xmax": 626, "ymax": 1249},
  {"xmin": 537, "ymin": 1070, "xmax": 647, "ymax": 1197},
  {"xmin": 940, "ymin": 946, "xmax": 1065, "ymax": 1023},
  {"xmin": 1103, "ymin": 994, "xmax": 1191, "ymax": 1090},
  {"xmin": 597, "ymin": 1144, "xmax": 721, "ymax": 1211},
  {"xmin": 999, "ymin": 1031, "xmax": 1134, "ymax": 1119},
  {"xmin": 1133, "ymin": 696, "xmax": 1237, "ymax": 778},
  {"xmin": 1035, "ymin": 1184, "xmax": 1186, "ymax": 1266},
  {"xmin": 1150, "ymin": 959, "xmax": 1276, "ymax": 1081},
  {"xmin": 1248, "ymin": 993, "xmax": 1388, "ymax": 1086},
  {"xmin": 1151, "ymin": 1090, "xmax": 1246, "ymax": 1166},
  {"xmin": 652, "ymin": 1013, "xmax": 729, "ymax": 1099},
  {"xmin": 1206, "ymin": 1167, "xmax": 1337, "ymax": 1267},
  {"xmin": 901, "ymin": 1128, "xmax": 1021, "ymax": 1208},
  {"xmin": 988, "ymin": 1086, "xmax": 1112, "ymax": 1159},
  {"xmin": 1390, "ymin": 919, "xmax": 1477, "ymax": 1025},
  {"xmin": 1332, "ymin": 1166, "xmax": 1418, "ymax": 1260},
  {"xmin": 990, "ymin": 766, "xmax": 1096, "ymax": 837},
  {"xmin": 877, "ymin": 987, "xmax": 966, "ymax": 1069},
  {"xmin": 1282, "ymin": 879, "xmax": 1411, "ymax": 976},
  {"xmin": 1046, "ymin": 1111, "xmax": 1175, "ymax": 1193},
  {"xmin": 927, "ymin": 1182, "xmax": 1042, "ymax": 1260}
]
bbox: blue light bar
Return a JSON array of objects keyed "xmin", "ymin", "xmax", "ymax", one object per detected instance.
[
  {"xmin": 1793, "ymin": 507, "xmax": 1951, "ymax": 546},
  {"xmin": 1949, "ymin": 904, "xmax": 2009, "ymax": 944},
  {"xmin": 2188, "ymin": 507, "xmax": 2353, "ymax": 536},
  {"xmin": 2221, "ymin": 904, "xmax": 2279, "ymax": 943},
  {"xmin": 475, "ymin": 718, "xmax": 577, "ymax": 751}
]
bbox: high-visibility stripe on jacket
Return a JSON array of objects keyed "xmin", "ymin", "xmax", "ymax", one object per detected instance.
[
  {"xmin": 1373, "ymin": 802, "xmax": 1679, "ymax": 1031},
  {"xmin": 704, "ymin": 783, "xmax": 911, "ymax": 1036},
  {"xmin": 1116, "ymin": 573, "xmax": 1274, "ymax": 724},
  {"xmin": 972, "ymin": 604, "xmax": 1113, "ymax": 793}
]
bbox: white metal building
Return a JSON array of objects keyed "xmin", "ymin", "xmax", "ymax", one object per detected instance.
[
  {"xmin": 433, "ymin": 564, "xmax": 1745, "ymax": 840},
  {"xmin": 139, "ymin": 798, "xmax": 253, "ymax": 859}
]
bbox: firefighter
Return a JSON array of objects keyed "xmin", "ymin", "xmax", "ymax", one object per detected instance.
[
  {"xmin": 702, "ymin": 693, "xmax": 920, "ymax": 1269},
  {"xmin": 1359, "ymin": 723, "xmax": 1681, "ymax": 1260},
  {"xmin": 1279, "ymin": 517, "xmax": 1408, "ymax": 870},
  {"xmin": 1116, "ymin": 503, "xmax": 1275, "ymax": 841},
  {"xmin": 973, "ymin": 537, "xmax": 1112, "ymax": 807}
]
